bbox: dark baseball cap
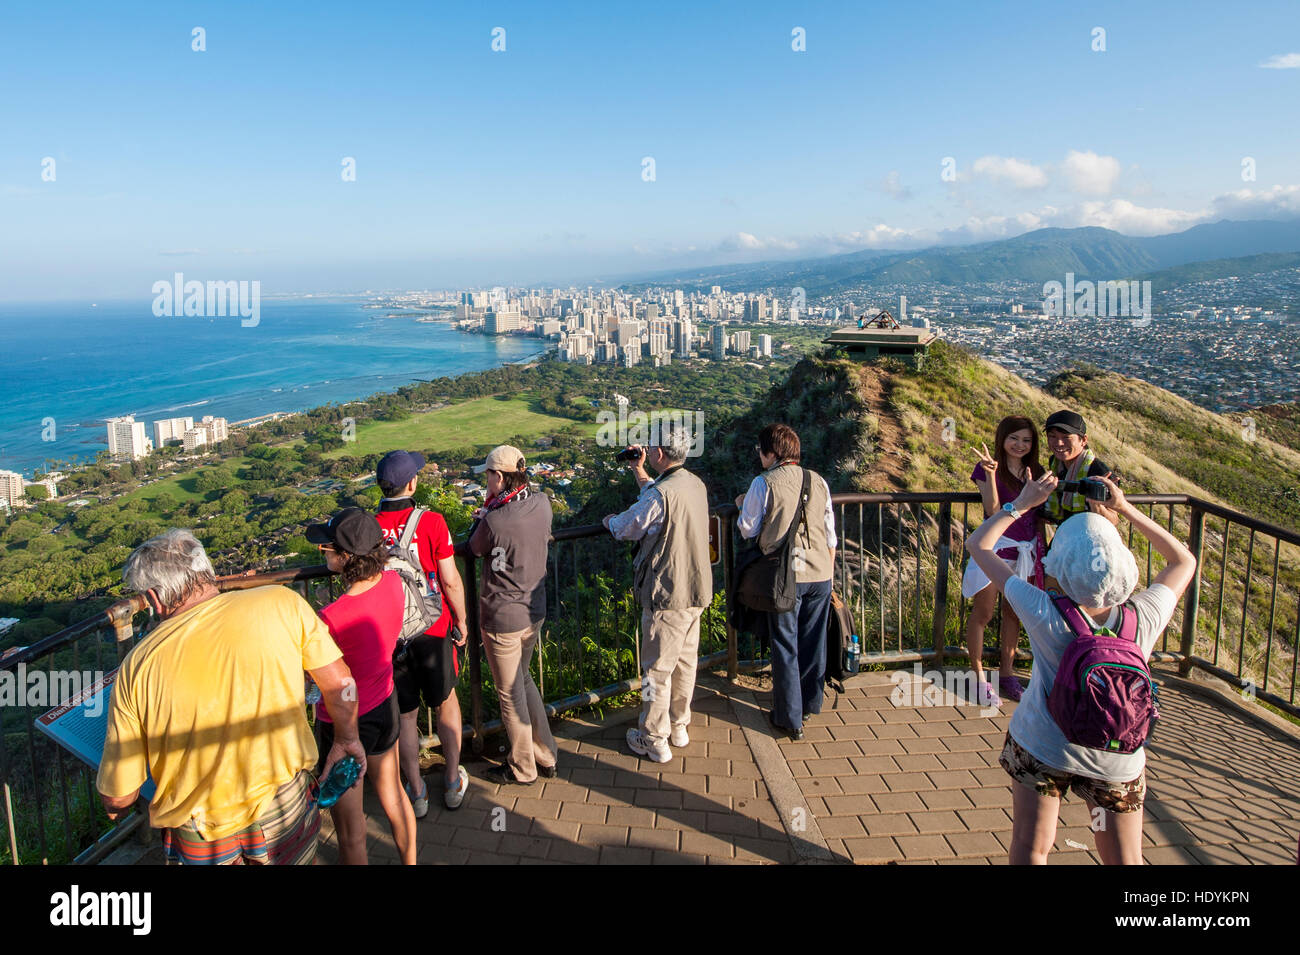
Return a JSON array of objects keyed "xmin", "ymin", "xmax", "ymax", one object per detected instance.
[
  {"xmin": 305, "ymin": 507, "xmax": 385, "ymax": 555},
  {"xmin": 376, "ymin": 450, "xmax": 426, "ymax": 490},
  {"xmin": 1044, "ymin": 410, "xmax": 1087, "ymax": 436}
]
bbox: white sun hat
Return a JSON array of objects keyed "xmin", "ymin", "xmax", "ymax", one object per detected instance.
[{"xmin": 1043, "ymin": 512, "xmax": 1139, "ymax": 608}]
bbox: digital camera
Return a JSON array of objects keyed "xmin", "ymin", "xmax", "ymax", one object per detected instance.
[{"xmin": 1079, "ymin": 477, "xmax": 1111, "ymax": 502}]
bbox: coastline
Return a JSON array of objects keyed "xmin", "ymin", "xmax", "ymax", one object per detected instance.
[{"xmin": 0, "ymin": 299, "xmax": 552, "ymax": 478}]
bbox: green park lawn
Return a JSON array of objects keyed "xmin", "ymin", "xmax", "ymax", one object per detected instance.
[
  {"xmin": 323, "ymin": 395, "xmax": 578, "ymax": 459},
  {"xmin": 121, "ymin": 455, "xmax": 252, "ymax": 505}
]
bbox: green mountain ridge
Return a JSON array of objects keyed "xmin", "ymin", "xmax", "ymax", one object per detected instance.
[{"xmin": 619, "ymin": 219, "xmax": 1300, "ymax": 294}]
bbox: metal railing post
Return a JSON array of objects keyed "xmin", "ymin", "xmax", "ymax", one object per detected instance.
[
  {"xmin": 722, "ymin": 511, "xmax": 738, "ymax": 681},
  {"xmin": 931, "ymin": 501, "xmax": 951, "ymax": 669},
  {"xmin": 463, "ymin": 554, "xmax": 485, "ymax": 755},
  {"xmin": 1179, "ymin": 504, "xmax": 1205, "ymax": 676}
]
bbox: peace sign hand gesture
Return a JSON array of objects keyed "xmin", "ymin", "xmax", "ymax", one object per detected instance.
[{"xmin": 973, "ymin": 443, "xmax": 998, "ymax": 478}]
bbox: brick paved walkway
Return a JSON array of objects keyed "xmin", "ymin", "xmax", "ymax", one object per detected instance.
[{"xmin": 314, "ymin": 665, "xmax": 1300, "ymax": 865}]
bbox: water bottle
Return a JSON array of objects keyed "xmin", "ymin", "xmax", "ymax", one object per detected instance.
[
  {"xmin": 304, "ymin": 675, "xmax": 322, "ymax": 705},
  {"xmin": 317, "ymin": 755, "xmax": 361, "ymax": 808},
  {"xmin": 844, "ymin": 635, "xmax": 860, "ymax": 675}
]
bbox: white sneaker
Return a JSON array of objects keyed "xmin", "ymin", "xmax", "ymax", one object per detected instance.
[
  {"xmin": 443, "ymin": 765, "xmax": 469, "ymax": 810},
  {"xmin": 404, "ymin": 780, "xmax": 429, "ymax": 820},
  {"xmin": 669, "ymin": 725, "xmax": 690, "ymax": 748},
  {"xmin": 626, "ymin": 727, "xmax": 672, "ymax": 763}
]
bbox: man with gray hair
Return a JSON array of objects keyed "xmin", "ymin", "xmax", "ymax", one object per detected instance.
[
  {"xmin": 603, "ymin": 420, "xmax": 712, "ymax": 763},
  {"xmin": 97, "ymin": 529, "xmax": 364, "ymax": 865}
]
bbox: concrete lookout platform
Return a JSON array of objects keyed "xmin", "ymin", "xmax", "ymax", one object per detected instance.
[{"xmin": 314, "ymin": 667, "xmax": 1300, "ymax": 866}]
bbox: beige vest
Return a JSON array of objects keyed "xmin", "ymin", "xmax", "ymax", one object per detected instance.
[
  {"xmin": 757, "ymin": 464, "xmax": 833, "ymax": 583},
  {"xmin": 634, "ymin": 466, "xmax": 713, "ymax": 611}
]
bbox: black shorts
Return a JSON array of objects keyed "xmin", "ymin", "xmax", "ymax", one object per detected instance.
[
  {"xmin": 314, "ymin": 689, "xmax": 400, "ymax": 774},
  {"xmin": 393, "ymin": 633, "xmax": 460, "ymax": 713}
]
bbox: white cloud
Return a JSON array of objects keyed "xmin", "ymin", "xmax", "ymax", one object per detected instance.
[
  {"xmin": 880, "ymin": 171, "xmax": 914, "ymax": 200},
  {"xmin": 631, "ymin": 183, "xmax": 1300, "ymax": 267},
  {"xmin": 971, "ymin": 155, "xmax": 1048, "ymax": 189},
  {"xmin": 1061, "ymin": 199, "xmax": 1204, "ymax": 235},
  {"xmin": 1062, "ymin": 151, "xmax": 1122, "ymax": 196},
  {"xmin": 1210, "ymin": 184, "xmax": 1300, "ymax": 219},
  {"xmin": 715, "ymin": 232, "xmax": 801, "ymax": 253},
  {"xmin": 159, "ymin": 249, "xmax": 205, "ymax": 256},
  {"xmin": 1259, "ymin": 52, "xmax": 1300, "ymax": 69}
]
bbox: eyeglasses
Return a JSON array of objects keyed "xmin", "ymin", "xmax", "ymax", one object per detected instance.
[{"xmin": 316, "ymin": 543, "xmax": 336, "ymax": 553}]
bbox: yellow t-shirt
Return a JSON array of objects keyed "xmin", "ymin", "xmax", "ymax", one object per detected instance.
[{"xmin": 97, "ymin": 585, "xmax": 342, "ymax": 838}]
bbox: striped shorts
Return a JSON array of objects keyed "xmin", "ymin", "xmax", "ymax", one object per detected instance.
[{"xmin": 161, "ymin": 771, "xmax": 321, "ymax": 866}]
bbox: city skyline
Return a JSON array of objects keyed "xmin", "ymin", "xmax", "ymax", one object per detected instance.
[{"xmin": 2, "ymin": 1, "xmax": 1299, "ymax": 300}]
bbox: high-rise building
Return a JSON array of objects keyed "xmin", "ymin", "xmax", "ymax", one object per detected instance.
[
  {"xmin": 153, "ymin": 416, "xmax": 195, "ymax": 447},
  {"xmin": 485, "ymin": 308, "xmax": 522, "ymax": 334},
  {"xmin": 106, "ymin": 416, "xmax": 151, "ymax": 461},
  {"xmin": 674, "ymin": 320, "xmax": 694, "ymax": 358},
  {"xmin": 712, "ymin": 324, "xmax": 727, "ymax": 360},
  {"xmin": 182, "ymin": 428, "xmax": 208, "ymax": 452},
  {"xmin": 900, "ymin": 295, "xmax": 908, "ymax": 324},
  {"xmin": 0, "ymin": 470, "xmax": 24, "ymax": 506},
  {"xmin": 732, "ymin": 330, "xmax": 752, "ymax": 355},
  {"xmin": 614, "ymin": 320, "xmax": 641, "ymax": 347},
  {"xmin": 759, "ymin": 334, "xmax": 773, "ymax": 357},
  {"xmin": 201, "ymin": 415, "xmax": 229, "ymax": 444}
]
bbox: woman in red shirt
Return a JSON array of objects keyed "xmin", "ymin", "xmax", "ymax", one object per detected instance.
[{"xmin": 306, "ymin": 507, "xmax": 416, "ymax": 865}]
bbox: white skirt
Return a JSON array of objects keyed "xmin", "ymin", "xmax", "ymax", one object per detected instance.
[{"xmin": 962, "ymin": 536, "xmax": 1038, "ymax": 599}]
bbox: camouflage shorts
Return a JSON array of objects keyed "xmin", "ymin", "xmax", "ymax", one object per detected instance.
[{"xmin": 999, "ymin": 733, "xmax": 1145, "ymax": 813}]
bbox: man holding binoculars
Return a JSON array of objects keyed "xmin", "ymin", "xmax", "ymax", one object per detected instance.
[{"xmin": 603, "ymin": 423, "xmax": 712, "ymax": 763}]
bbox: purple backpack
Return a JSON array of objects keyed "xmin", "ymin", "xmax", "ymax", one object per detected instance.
[{"xmin": 1046, "ymin": 590, "xmax": 1158, "ymax": 754}]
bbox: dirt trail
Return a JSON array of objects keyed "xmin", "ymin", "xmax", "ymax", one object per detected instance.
[{"xmin": 855, "ymin": 366, "xmax": 909, "ymax": 490}]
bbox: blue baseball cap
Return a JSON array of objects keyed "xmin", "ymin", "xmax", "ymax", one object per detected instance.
[{"xmin": 376, "ymin": 450, "xmax": 426, "ymax": 491}]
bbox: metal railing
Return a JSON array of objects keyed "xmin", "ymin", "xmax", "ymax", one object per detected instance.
[{"xmin": 2, "ymin": 492, "xmax": 1296, "ymax": 864}]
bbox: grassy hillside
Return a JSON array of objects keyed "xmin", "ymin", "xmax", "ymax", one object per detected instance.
[{"xmin": 712, "ymin": 341, "xmax": 1298, "ymax": 702}]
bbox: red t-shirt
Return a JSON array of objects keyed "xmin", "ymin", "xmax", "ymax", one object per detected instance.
[
  {"xmin": 316, "ymin": 570, "xmax": 403, "ymax": 721},
  {"xmin": 374, "ymin": 502, "xmax": 453, "ymax": 638}
]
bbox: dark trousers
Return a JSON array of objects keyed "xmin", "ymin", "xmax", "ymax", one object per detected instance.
[{"xmin": 767, "ymin": 578, "xmax": 832, "ymax": 730}]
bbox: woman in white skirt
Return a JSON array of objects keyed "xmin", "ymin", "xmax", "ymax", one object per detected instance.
[{"xmin": 962, "ymin": 415, "xmax": 1046, "ymax": 706}]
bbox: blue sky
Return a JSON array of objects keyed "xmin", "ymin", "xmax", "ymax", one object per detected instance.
[{"xmin": 2, "ymin": 0, "xmax": 1298, "ymax": 299}]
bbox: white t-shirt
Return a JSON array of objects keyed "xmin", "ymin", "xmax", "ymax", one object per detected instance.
[{"xmin": 1004, "ymin": 577, "xmax": 1178, "ymax": 782}]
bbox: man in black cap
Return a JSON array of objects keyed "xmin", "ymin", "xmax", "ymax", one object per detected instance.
[
  {"xmin": 1041, "ymin": 410, "xmax": 1119, "ymax": 529},
  {"xmin": 373, "ymin": 450, "xmax": 470, "ymax": 814}
]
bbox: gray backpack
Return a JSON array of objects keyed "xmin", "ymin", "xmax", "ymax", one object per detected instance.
[{"xmin": 385, "ymin": 506, "xmax": 443, "ymax": 642}]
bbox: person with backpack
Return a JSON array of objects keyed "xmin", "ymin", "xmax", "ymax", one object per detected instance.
[
  {"xmin": 966, "ymin": 473, "xmax": 1196, "ymax": 865},
  {"xmin": 306, "ymin": 507, "xmax": 417, "ymax": 864},
  {"xmin": 467, "ymin": 445, "xmax": 558, "ymax": 785},
  {"xmin": 735, "ymin": 423, "xmax": 837, "ymax": 742},
  {"xmin": 374, "ymin": 450, "xmax": 471, "ymax": 815}
]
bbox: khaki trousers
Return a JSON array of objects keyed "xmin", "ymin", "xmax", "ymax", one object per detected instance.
[
  {"xmin": 482, "ymin": 620, "xmax": 557, "ymax": 783},
  {"xmin": 639, "ymin": 607, "xmax": 704, "ymax": 744}
]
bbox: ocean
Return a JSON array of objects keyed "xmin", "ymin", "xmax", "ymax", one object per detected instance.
[{"xmin": 0, "ymin": 298, "xmax": 545, "ymax": 477}]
